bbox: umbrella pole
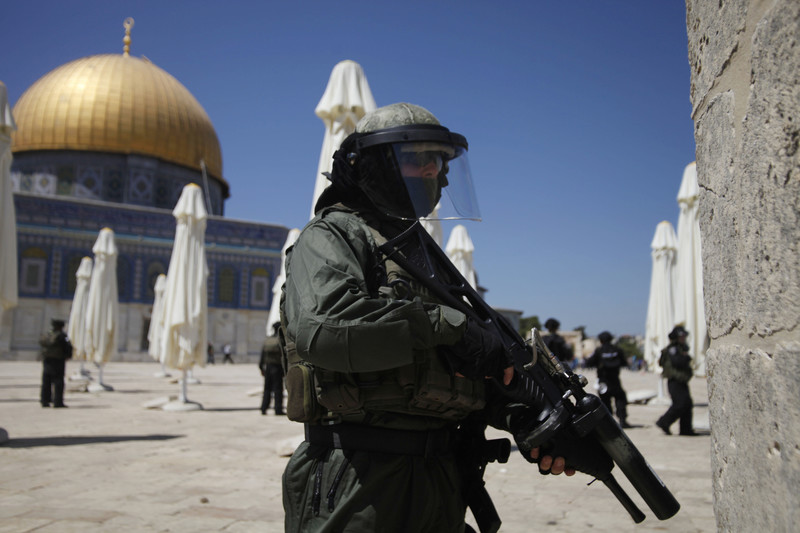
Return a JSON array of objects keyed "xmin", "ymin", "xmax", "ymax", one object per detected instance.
[
  {"xmin": 162, "ymin": 367, "xmax": 202, "ymax": 411},
  {"xmin": 88, "ymin": 363, "xmax": 113, "ymax": 392},
  {"xmin": 180, "ymin": 369, "xmax": 188, "ymax": 403}
]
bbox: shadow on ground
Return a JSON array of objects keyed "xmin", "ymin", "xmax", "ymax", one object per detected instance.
[{"xmin": 1, "ymin": 434, "xmax": 183, "ymax": 448}]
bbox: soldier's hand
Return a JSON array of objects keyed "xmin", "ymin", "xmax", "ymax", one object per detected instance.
[
  {"xmin": 442, "ymin": 318, "xmax": 513, "ymax": 382},
  {"xmin": 530, "ymin": 447, "xmax": 576, "ymax": 476}
]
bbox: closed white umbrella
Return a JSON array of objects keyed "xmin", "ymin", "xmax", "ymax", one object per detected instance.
[
  {"xmin": 445, "ymin": 224, "xmax": 477, "ymax": 289},
  {"xmin": 644, "ymin": 220, "xmax": 678, "ymax": 371},
  {"xmin": 160, "ymin": 184, "xmax": 208, "ymax": 410},
  {"xmin": 147, "ymin": 273, "xmax": 170, "ymax": 378},
  {"xmin": 310, "ymin": 60, "xmax": 376, "ymax": 218},
  {"xmin": 267, "ymin": 228, "xmax": 300, "ymax": 335},
  {"xmin": 421, "ymin": 203, "xmax": 444, "ymax": 248},
  {"xmin": 0, "ymin": 82, "xmax": 17, "ymax": 330},
  {"xmin": 85, "ymin": 228, "xmax": 119, "ymax": 392},
  {"xmin": 674, "ymin": 162, "xmax": 708, "ymax": 375},
  {"xmin": 67, "ymin": 256, "xmax": 93, "ymax": 381}
]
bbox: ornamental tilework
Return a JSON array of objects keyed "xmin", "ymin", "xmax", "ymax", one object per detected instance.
[
  {"xmin": 11, "ymin": 192, "xmax": 286, "ymax": 308},
  {"xmin": 128, "ymin": 168, "xmax": 154, "ymax": 203},
  {"xmin": 75, "ymin": 166, "xmax": 103, "ymax": 199},
  {"xmin": 32, "ymin": 172, "xmax": 57, "ymax": 196},
  {"xmin": 104, "ymin": 169, "xmax": 125, "ymax": 202}
]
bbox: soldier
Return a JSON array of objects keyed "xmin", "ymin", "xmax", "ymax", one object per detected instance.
[
  {"xmin": 656, "ymin": 325, "xmax": 697, "ymax": 436},
  {"xmin": 280, "ymin": 103, "xmax": 574, "ymax": 532},
  {"xmin": 39, "ymin": 319, "xmax": 73, "ymax": 408},
  {"xmin": 585, "ymin": 331, "xmax": 631, "ymax": 428},
  {"xmin": 259, "ymin": 323, "xmax": 285, "ymax": 415},
  {"xmin": 543, "ymin": 318, "xmax": 574, "ymax": 366}
]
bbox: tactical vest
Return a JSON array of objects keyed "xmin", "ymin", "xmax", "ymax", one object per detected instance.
[
  {"xmin": 39, "ymin": 331, "xmax": 67, "ymax": 359},
  {"xmin": 280, "ymin": 207, "xmax": 485, "ymax": 425}
]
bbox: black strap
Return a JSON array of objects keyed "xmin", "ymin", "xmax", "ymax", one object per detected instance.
[{"xmin": 305, "ymin": 423, "xmax": 456, "ymax": 458}]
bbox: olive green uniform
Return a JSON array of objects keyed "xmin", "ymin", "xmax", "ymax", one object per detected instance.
[{"xmin": 281, "ymin": 206, "xmax": 489, "ymax": 532}]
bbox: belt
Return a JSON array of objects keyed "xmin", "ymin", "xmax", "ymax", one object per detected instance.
[{"xmin": 305, "ymin": 423, "xmax": 456, "ymax": 458}]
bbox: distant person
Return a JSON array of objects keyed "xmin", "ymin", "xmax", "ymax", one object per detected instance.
[
  {"xmin": 222, "ymin": 343, "xmax": 234, "ymax": 364},
  {"xmin": 259, "ymin": 323, "xmax": 285, "ymax": 415},
  {"xmin": 630, "ymin": 351, "xmax": 647, "ymax": 372},
  {"xmin": 656, "ymin": 325, "xmax": 697, "ymax": 436},
  {"xmin": 584, "ymin": 331, "xmax": 631, "ymax": 428},
  {"xmin": 39, "ymin": 319, "xmax": 73, "ymax": 408},
  {"xmin": 207, "ymin": 342, "xmax": 215, "ymax": 365},
  {"xmin": 542, "ymin": 318, "xmax": 574, "ymax": 366}
]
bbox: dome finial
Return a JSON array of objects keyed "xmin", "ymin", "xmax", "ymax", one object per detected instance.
[{"xmin": 123, "ymin": 17, "xmax": 135, "ymax": 56}]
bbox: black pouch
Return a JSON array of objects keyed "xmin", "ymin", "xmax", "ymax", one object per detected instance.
[
  {"xmin": 285, "ymin": 362, "xmax": 323, "ymax": 422},
  {"xmin": 279, "ymin": 324, "xmax": 324, "ymax": 423}
]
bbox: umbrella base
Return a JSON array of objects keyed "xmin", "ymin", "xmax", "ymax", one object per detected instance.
[
  {"xmin": 648, "ymin": 396, "xmax": 672, "ymax": 406},
  {"xmin": 141, "ymin": 395, "xmax": 178, "ymax": 409},
  {"xmin": 162, "ymin": 399, "xmax": 203, "ymax": 411},
  {"xmin": 87, "ymin": 382, "xmax": 114, "ymax": 392}
]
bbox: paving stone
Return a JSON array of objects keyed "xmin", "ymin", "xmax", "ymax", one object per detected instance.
[{"xmin": 0, "ymin": 361, "xmax": 715, "ymax": 532}]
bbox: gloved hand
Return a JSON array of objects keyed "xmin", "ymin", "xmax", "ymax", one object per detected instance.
[
  {"xmin": 507, "ymin": 404, "xmax": 609, "ymax": 477},
  {"xmin": 439, "ymin": 318, "xmax": 512, "ymax": 381}
]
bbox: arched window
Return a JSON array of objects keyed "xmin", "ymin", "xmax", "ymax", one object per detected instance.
[
  {"xmin": 65, "ymin": 255, "xmax": 85, "ymax": 295},
  {"xmin": 250, "ymin": 267, "xmax": 270, "ymax": 308},
  {"xmin": 146, "ymin": 261, "xmax": 167, "ymax": 301},
  {"xmin": 20, "ymin": 247, "xmax": 47, "ymax": 295},
  {"xmin": 117, "ymin": 256, "xmax": 131, "ymax": 302},
  {"xmin": 218, "ymin": 266, "xmax": 236, "ymax": 305}
]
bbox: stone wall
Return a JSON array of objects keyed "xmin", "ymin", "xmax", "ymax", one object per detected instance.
[{"xmin": 686, "ymin": 0, "xmax": 800, "ymax": 530}]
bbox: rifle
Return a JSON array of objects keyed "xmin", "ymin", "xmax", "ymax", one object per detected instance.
[{"xmin": 378, "ymin": 222, "xmax": 680, "ymax": 527}]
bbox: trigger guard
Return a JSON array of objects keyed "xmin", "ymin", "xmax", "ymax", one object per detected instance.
[{"xmin": 518, "ymin": 402, "xmax": 570, "ymax": 451}]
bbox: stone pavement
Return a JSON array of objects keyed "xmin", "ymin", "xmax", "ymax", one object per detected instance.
[{"xmin": 0, "ymin": 361, "xmax": 716, "ymax": 532}]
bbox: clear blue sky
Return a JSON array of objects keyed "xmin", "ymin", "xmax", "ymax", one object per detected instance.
[{"xmin": 2, "ymin": 1, "xmax": 695, "ymax": 337}]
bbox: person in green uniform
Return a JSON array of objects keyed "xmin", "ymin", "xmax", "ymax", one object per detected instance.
[
  {"xmin": 656, "ymin": 325, "xmax": 696, "ymax": 436},
  {"xmin": 39, "ymin": 319, "xmax": 72, "ymax": 408},
  {"xmin": 260, "ymin": 323, "xmax": 285, "ymax": 415},
  {"xmin": 280, "ymin": 103, "xmax": 574, "ymax": 532}
]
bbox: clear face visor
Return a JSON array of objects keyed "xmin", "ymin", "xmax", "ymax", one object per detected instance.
[{"xmin": 390, "ymin": 142, "xmax": 481, "ymax": 221}]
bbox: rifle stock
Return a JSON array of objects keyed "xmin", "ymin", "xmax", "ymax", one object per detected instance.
[{"xmin": 379, "ymin": 222, "xmax": 680, "ymax": 524}]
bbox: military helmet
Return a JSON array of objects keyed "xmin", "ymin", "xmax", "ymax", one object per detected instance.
[
  {"xmin": 598, "ymin": 331, "xmax": 613, "ymax": 344},
  {"xmin": 355, "ymin": 102, "xmax": 441, "ymax": 133},
  {"xmin": 544, "ymin": 318, "xmax": 560, "ymax": 331},
  {"xmin": 668, "ymin": 325, "xmax": 689, "ymax": 340},
  {"xmin": 324, "ymin": 103, "xmax": 480, "ymax": 221}
]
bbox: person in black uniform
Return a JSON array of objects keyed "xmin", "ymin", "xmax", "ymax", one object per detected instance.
[
  {"xmin": 543, "ymin": 318, "xmax": 574, "ymax": 365},
  {"xmin": 656, "ymin": 325, "xmax": 697, "ymax": 436},
  {"xmin": 39, "ymin": 319, "xmax": 73, "ymax": 408},
  {"xmin": 259, "ymin": 323, "xmax": 285, "ymax": 415},
  {"xmin": 584, "ymin": 331, "xmax": 631, "ymax": 428}
]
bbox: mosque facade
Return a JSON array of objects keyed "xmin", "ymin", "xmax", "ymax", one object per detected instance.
[{"xmin": 1, "ymin": 27, "xmax": 288, "ymax": 361}]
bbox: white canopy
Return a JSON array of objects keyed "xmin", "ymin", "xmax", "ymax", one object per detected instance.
[
  {"xmin": 266, "ymin": 228, "xmax": 300, "ymax": 336},
  {"xmin": 67, "ymin": 257, "xmax": 93, "ymax": 361},
  {"xmin": 84, "ymin": 228, "xmax": 119, "ymax": 365},
  {"xmin": 147, "ymin": 274, "xmax": 167, "ymax": 362},
  {"xmin": 644, "ymin": 221, "xmax": 678, "ymax": 369},
  {"xmin": 0, "ymin": 82, "xmax": 18, "ymax": 319},
  {"xmin": 445, "ymin": 224, "xmax": 477, "ymax": 289},
  {"xmin": 310, "ymin": 60, "xmax": 376, "ymax": 218},
  {"xmin": 160, "ymin": 184, "xmax": 208, "ymax": 371},
  {"xmin": 674, "ymin": 162, "xmax": 708, "ymax": 375},
  {"xmin": 421, "ymin": 203, "xmax": 444, "ymax": 248}
]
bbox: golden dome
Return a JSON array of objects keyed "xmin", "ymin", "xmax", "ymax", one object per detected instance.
[{"xmin": 11, "ymin": 53, "xmax": 227, "ymax": 193}]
